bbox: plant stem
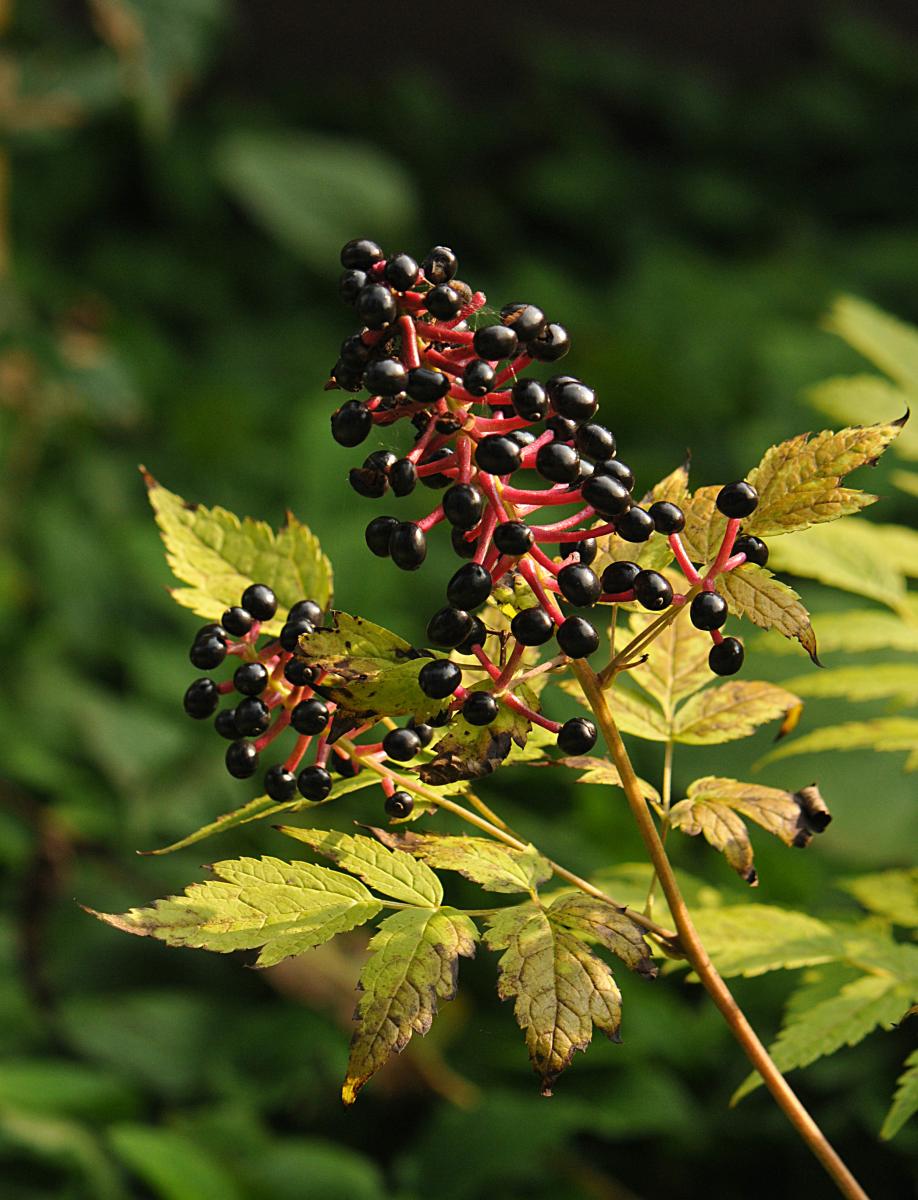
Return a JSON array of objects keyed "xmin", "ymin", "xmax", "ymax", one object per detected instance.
[
  {"xmin": 643, "ymin": 738, "xmax": 673, "ymax": 918},
  {"xmin": 572, "ymin": 659, "xmax": 870, "ymax": 1200}
]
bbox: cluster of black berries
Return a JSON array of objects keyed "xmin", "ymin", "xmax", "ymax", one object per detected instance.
[
  {"xmin": 182, "ymin": 583, "xmax": 366, "ymax": 803},
  {"xmin": 328, "ymin": 238, "xmax": 769, "ymax": 718}
]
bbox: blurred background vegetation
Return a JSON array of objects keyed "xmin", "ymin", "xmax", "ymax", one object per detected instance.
[{"xmin": 1, "ymin": 2, "xmax": 916, "ymax": 1197}]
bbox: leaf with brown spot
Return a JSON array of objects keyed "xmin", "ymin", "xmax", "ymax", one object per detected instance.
[
  {"xmin": 420, "ymin": 685, "xmax": 536, "ymax": 784},
  {"xmin": 672, "ymin": 680, "xmax": 801, "ymax": 745}
]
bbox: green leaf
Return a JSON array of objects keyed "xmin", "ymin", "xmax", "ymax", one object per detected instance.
[
  {"xmin": 893, "ymin": 468, "xmax": 918, "ymax": 496},
  {"xmin": 668, "ymin": 777, "xmax": 830, "ymax": 884},
  {"xmin": 717, "ymin": 564, "xmax": 818, "ymax": 663},
  {"xmin": 840, "ymin": 869, "xmax": 918, "ymax": 929},
  {"xmin": 781, "ymin": 663, "xmax": 918, "ymax": 706},
  {"xmin": 824, "ymin": 294, "xmax": 918, "ymax": 394},
  {"xmin": 604, "ymin": 685, "xmax": 670, "ymax": 742},
  {"xmin": 688, "ymin": 905, "xmax": 839, "ymax": 978},
  {"xmin": 760, "ymin": 717, "xmax": 918, "ymax": 771},
  {"xmin": 765, "ymin": 518, "xmax": 907, "ymax": 610},
  {"xmin": 672, "ymin": 680, "xmax": 801, "ymax": 745},
  {"xmin": 0, "ymin": 1059, "xmax": 133, "ymax": 1119},
  {"xmin": 342, "ymin": 907, "xmax": 477, "ymax": 1104},
  {"xmin": 108, "ymin": 1124, "xmax": 243, "ymax": 1200},
  {"xmin": 419, "ymin": 686, "xmax": 536, "ymax": 784},
  {"xmin": 484, "ymin": 902, "xmax": 626, "ymax": 1095},
  {"xmin": 300, "ymin": 611, "xmax": 442, "ymax": 726},
  {"xmin": 145, "ymin": 472, "xmax": 332, "ymax": 634},
  {"xmin": 759, "ymin": 609, "xmax": 918, "ymax": 657},
  {"xmin": 882, "ymin": 1048, "xmax": 918, "ymax": 1140},
  {"xmin": 88, "ymin": 856, "xmax": 381, "ymax": 967},
  {"xmin": 215, "ymin": 131, "xmax": 419, "ymax": 271},
  {"xmin": 732, "ymin": 975, "xmax": 910, "ymax": 1104},
  {"xmin": 622, "ymin": 606, "xmax": 713, "ymax": 719},
  {"xmin": 145, "ymin": 774, "xmax": 378, "ymax": 855},
  {"xmin": 276, "ymin": 827, "xmax": 442, "ymax": 907},
  {"xmin": 744, "ymin": 421, "xmax": 904, "ymax": 537},
  {"xmin": 808, "ymin": 373, "xmax": 918, "ymax": 462},
  {"xmin": 370, "ymin": 829, "xmax": 552, "ymax": 894}
]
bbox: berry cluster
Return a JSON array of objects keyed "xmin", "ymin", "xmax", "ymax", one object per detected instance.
[
  {"xmin": 182, "ymin": 583, "xmax": 402, "ymax": 806},
  {"xmin": 328, "ymin": 240, "xmax": 771, "ymax": 744}
]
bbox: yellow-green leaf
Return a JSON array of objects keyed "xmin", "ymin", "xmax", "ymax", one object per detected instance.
[
  {"xmin": 733, "ymin": 974, "xmax": 909, "ymax": 1104},
  {"xmin": 547, "ymin": 892, "xmax": 658, "ymax": 979},
  {"xmin": 893, "ymin": 469, "xmax": 918, "ymax": 496},
  {"xmin": 144, "ymin": 471, "xmax": 332, "ymax": 633},
  {"xmin": 555, "ymin": 756, "xmax": 661, "ymax": 808},
  {"xmin": 668, "ymin": 777, "xmax": 831, "ymax": 884},
  {"xmin": 759, "ymin": 610, "xmax": 918, "ymax": 657},
  {"xmin": 606, "ymin": 686, "xmax": 671, "ymax": 742},
  {"xmin": 760, "ymin": 717, "xmax": 918, "ymax": 770},
  {"xmin": 824, "ymin": 295, "xmax": 918, "ymax": 394},
  {"xmin": 781, "ymin": 664, "xmax": 918, "ymax": 706},
  {"xmin": 765, "ymin": 518, "xmax": 907, "ymax": 610},
  {"xmin": 688, "ymin": 905, "xmax": 839, "ymax": 978},
  {"xmin": 679, "ymin": 486, "xmax": 727, "ymax": 565},
  {"xmin": 672, "ymin": 680, "xmax": 801, "ymax": 745},
  {"xmin": 808, "ymin": 373, "xmax": 918, "ymax": 463},
  {"xmin": 276, "ymin": 827, "xmax": 442, "ymax": 907},
  {"xmin": 371, "ymin": 829, "xmax": 552, "ymax": 894},
  {"xmin": 840, "ymin": 869, "xmax": 918, "ymax": 929},
  {"xmin": 717, "ymin": 564, "xmax": 818, "ymax": 663},
  {"xmin": 300, "ymin": 611, "xmax": 443, "ymax": 725},
  {"xmin": 642, "ymin": 460, "xmax": 691, "ymax": 507},
  {"xmin": 882, "ymin": 1048, "xmax": 918, "ymax": 1140},
  {"xmin": 623, "ymin": 606, "xmax": 714, "ymax": 719},
  {"xmin": 87, "ymin": 856, "xmax": 380, "ymax": 968},
  {"xmin": 342, "ymin": 907, "xmax": 477, "ymax": 1104},
  {"xmin": 744, "ymin": 421, "xmax": 904, "ymax": 538},
  {"xmin": 484, "ymin": 902, "xmax": 625, "ymax": 1095}
]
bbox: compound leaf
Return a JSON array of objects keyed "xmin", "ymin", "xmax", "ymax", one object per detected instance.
[
  {"xmin": 370, "ymin": 829, "xmax": 552, "ymax": 894},
  {"xmin": 623, "ymin": 606, "xmax": 713, "ymax": 719},
  {"xmin": 688, "ymin": 905, "xmax": 839, "ymax": 978},
  {"xmin": 781, "ymin": 664, "xmax": 918, "ymax": 707},
  {"xmin": 277, "ymin": 827, "xmax": 442, "ymax": 907},
  {"xmin": 744, "ymin": 421, "xmax": 904, "ymax": 537},
  {"xmin": 732, "ymin": 974, "xmax": 910, "ymax": 1103},
  {"xmin": 669, "ymin": 777, "xmax": 831, "ymax": 884},
  {"xmin": 603, "ymin": 686, "xmax": 670, "ymax": 743},
  {"xmin": 300, "ymin": 611, "xmax": 443, "ymax": 726},
  {"xmin": 343, "ymin": 907, "xmax": 477, "ymax": 1104},
  {"xmin": 882, "ymin": 1048, "xmax": 918, "ymax": 1140},
  {"xmin": 840, "ymin": 868, "xmax": 918, "ymax": 929},
  {"xmin": 672, "ymin": 681, "xmax": 801, "ymax": 745},
  {"xmin": 760, "ymin": 717, "xmax": 918, "ymax": 770},
  {"xmin": 547, "ymin": 892, "xmax": 658, "ymax": 979},
  {"xmin": 680, "ymin": 486, "xmax": 727, "ymax": 565},
  {"xmin": 717, "ymin": 565, "xmax": 818, "ymax": 663},
  {"xmin": 765, "ymin": 518, "xmax": 907, "ymax": 610},
  {"xmin": 87, "ymin": 856, "xmax": 380, "ymax": 967},
  {"xmin": 484, "ymin": 902, "xmax": 629, "ymax": 1095},
  {"xmin": 554, "ymin": 756, "xmax": 662, "ymax": 807},
  {"xmin": 145, "ymin": 471, "xmax": 332, "ymax": 634},
  {"xmin": 420, "ymin": 686, "xmax": 535, "ymax": 784}
]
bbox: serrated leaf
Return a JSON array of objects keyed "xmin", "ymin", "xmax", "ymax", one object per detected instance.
[
  {"xmin": 276, "ymin": 828, "xmax": 442, "ymax": 907},
  {"xmin": 342, "ymin": 907, "xmax": 477, "ymax": 1104},
  {"xmin": 622, "ymin": 606, "xmax": 713, "ymax": 718},
  {"xmin": 145, "ymin": 773, "xmax": 378, "ymax": 855},
  {"xmin": 824, "ymin": 295, "xmax": 918, "ymax": 394},
  {"xmin": 88, "ymin": 856, "xmax": 381, "ymax": 967},
  {"xmin": 760, "ymin": 717, "xmax": 918, "ymax": 770},
  {"xmin": 301, "ymin": 611, "xmax": 442, "ymax": 726},
  {"xmin": 678, "ymin": 486, "xmax": 727, "ymax": 565},
  {"xmin": 672, "ymin": 681, "xmax": 800, "ymax": 745},
  {"xmin": 419, "ymin": 686, "xmax": 536, "ymax": 784},
  {"xmin": 808, "ymin": 373, "xmax": 918, "ymax": 462},
  {"xmin": 370, "ymin": 829, "xmax": 552, "ymax": 894},
  {"xmin": 144, "ymin": 472, "xmax": 332, "ymax": 634},
  {"xmin": 595, "ymin": 530, "xmax": 674, "ymax": 573},
  {"xmin": 732, "ymin": 974, "xmax": 909, "ymax": 1103},
  {"xmin": 744, "ymin": 421, "xmax": 903, "ymax": 537},
  {"xmin": 717, "ymin": 564, "xmax": 818, "ymax": 662},
  {"xmin": 781, "ymin": 663, "xmax": 918, "ymax": 706},
  {"xmin": 605, "ymin": 686, "xmax": 671, "ymax": 742},
  {"xmin": 688, "ymin": 905, "xmax": 840, "ymax": 978},
  {"xmin": 669, "ymin": 777, "xmax": 830, "ymax": 883},
  {"xmin": 841, "ymin": 869, "xmax": 918, "ymax": 929},
  {"xmin": 643, "ymin": 461, "xmax": 691, "ymax": 507},
  {"xmin": 553, "ymin": 756, "xmax": 661, "ymax": 807},
  {"xmin": 759, "ymin": 610, "xmax": 918, "ymax": 657},
  {"xmin": 547, "ymin": 893, "xmax": 658, "ymax": 979},
  {"xmin": 484, "ymin": 902, "xmax": 625, "ymax": 1095},
  {"xmin": 765, "ymin": 518, "xmax": 907, "ymax": 610},
  {"xmin": 882, "ymin": 1048, "xmax": 918, "ymax": 1140}
]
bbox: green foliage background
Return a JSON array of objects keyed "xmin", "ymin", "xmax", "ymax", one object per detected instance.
[{"xmin": 0, "ymin": 4, "xmax": 916, "ymax": 1197}]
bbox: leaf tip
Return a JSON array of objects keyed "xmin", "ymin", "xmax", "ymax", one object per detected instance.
[{"xmin": 341, "ymin": 1079, "xmax": 359, "ymax": 1106}]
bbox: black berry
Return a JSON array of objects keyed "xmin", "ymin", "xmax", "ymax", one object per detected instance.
[
  {"xmin": 264, "ymin": 765, "xmax": 297, "ymax": 801},
  {"xmin": 581, "ymin": 473, "xmax": 632, "ymax": 517},
  {"xmin": 536, "ymin": 442, "xmax": 581, "ymax": 483},
  {"xmin": 234, "ymin": 696, "xmax": 271, "ymax": 737},
  {"xmin": 385, "ymin": 790, "xmax": 415, "ymax": 819},
  {"xmin": 280, "ymin": 619, "xmax": 314, "ymax": 652},
  {"xmin": 451, "ymin": 527, "xmax": 479, "ymax": 559},
  {"xmin": 366, "ymin": 515, "xmax": 399, "ymax": 557},
  {"xmin": 529, "ymin": 322, "xmax": 570, "ymax": 361},
  {"xmin": 443, "ymin": 484, "xmax": 485, "ymax": 530},
  {"xmin": 427, "ymin": 605, "xmax": 474, "ymax": 648},
  {"xmin": 574, "ymin": 538, "xmax": 597, "ymax": 565},
  {"xmin": 633, "ymin": 571, "xmax": 673, "ymax": 612},
  {"xmin": 339, "ymin": 269, "xmax": 367, "ymax": 305},
  {"xmin": 356, "ymin": 283, "xmax": 397, "ymax": 329},
  {"xmin": 288, "ymin": 599, "xmax": 322, "ymax": 625},
  {"xmin": 601, "ymin": 560, "xmax": 640, "ymax": 594},
  {"xmin": 690, "ymin": 591, "xmax": 728, "ymax": 631},
  {"xmin": 222, "ymin": 606, "xmax": 254, "ymax": 636},
  {"xmin": 557, "ymin": 717, "xmax": 597, "ymax": 755},
  {"xmin": 473, "ymin": 324, "xmax": 518, "ymax": 361},
  {"xmin": 511, "ymin": 606, "xmax": 554, "ymax": 646},
  {"xmin": 457, "ymin": 616, "xmax": 487, "ymax": 654},
  {"xmin": 226, "ymin": 739, "xmax": 258, "ymax": 779},
  {"xmin": 463, "ymin": 359, "xmax": 495, "ymax": 397},
  {"xmin": 557, "ymin": 616, "xmax": 599, "ymax": 658},
  {"xmin": 183, "ymin": 678, "xmax": 219, "ymax": 719},
  {"xmin": 407, "ymin": 367, "xmax": 450, "ymax": 403},
  {"xmin": 389, "ymin": 458, "xmax": 418, "ymax": 497},
  {"xmin": 389, "ymin": 522, "xmax": 427, "ymax": 570},
  {"xmin": 734, "ymin": 534, "xmax": 768, "ymax": 566},
  {"xmin": 421, "ymin": 245, "xmax": 457, "ymax": 285},
  {"xmin": 426, "ymin": 284, "xmax": 462, "ymax": 320},
  {"xmin": 552, "ymin": 381, "xmax": 597, "ymax": 423},
  {"xmin": 385, "ymin": 252, "xmax": 420, "ymax": 291},
  {"xmin": 283, "ymin": 658, "xmax": 315, "ymax": 687},
  {"xmin": 339, "ymin": 333, "xmax": 372, "ymax": 368},
  {"xmin": 419, "ymin": 448, "xmax": 453, "ymax": 489},
  {"xmin": 365, "ymin": 358, "xmax": 407, "ymax": 396},
  {"xmin": 500, "ymin": 302, "xmax": 546, "ymax": 342},
  {"xmin": 615, "ymin": 505, "xmax": 655, "ymax": 543},
  {"xmin": 349, "ymin": 465, "xmax": 388, "ymax": 498},
  {"xmin": 649, "ymin": 501, "xmax": 685, "ymax": 534},
  {"xmin": 575, "ymin": 422, "xmax": 616, "ymax": 461},
  {"xmin": 340, "ymin": 238, "xmax": 383, "ymax": 271},
  {"xmin": 297, "ymin": 765, "xmax": 332, "ymax": 800},
  {"xmin": 418, "ymin": 659, "xmax": 462, "ymax": 699},
  {"xmin": 593, "ymin": 459, "xmax": 635, "ymax": 490},
  {"xmin": 494, "ymin": 521, "xmax": 534, "ymax": 556},
  {"xmin": 511, "ymin": 378, "xmax": 549, "ymax": 421},
  {"xmin": 190, "ymin": 635, "xmax": 226, "ymax": 670},
  {"xmin": 716, "ymin": 481, "xmax": 759, "ymax": 519},
  {"xmin": 447, "ymin": 563, "xmax": 492, "ymax": 609},
  {"xmin": 558, "ymin": 563, "xmax": 602, "ymax": 607},
  {"xmin": 476, "ymin": 436, "xmax": 521, "ymax": 475},
  {"xmin": 462, "ymin": 692, "xmax": 499, "ymax": 726},
  {"xmin": 407, "ymin": 718, "xmax": 434, "ymax": 747},
  {"xmin": 291, "ymin": 697, "xmax": 329, "ymax": 735},
  {"xmin": 331, "ymin": 399, "xmax": 373, "ymax": 447},
  {"xmin": 383, "ymin": 727, "xmax": 423, "ymax": 761},
  {"xmin": 709, "ymin": 637, "xmax": 744, "ymax": 676},
  {"xmin": 215, "ymin": 708, "xmax": 239, "ymax": 740},
  {"xmin": 234, "ymin": 662, "xmax": 268, "ymax": 695}
]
